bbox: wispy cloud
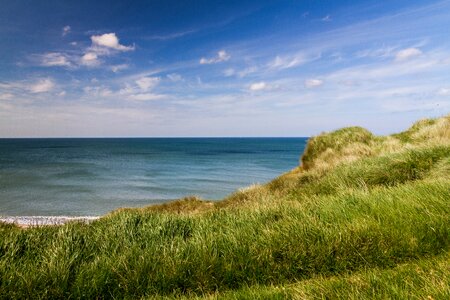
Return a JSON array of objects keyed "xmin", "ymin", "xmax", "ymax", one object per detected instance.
[
  {"xmin": 83, "ymin": 86, "xmax": 113, "ymax": 97},
  {"xmin": 268, "ymin": 53, "xmax": 319, "ymax": 70},
  {"xmin": 224, "ymin": 1, "xmax": 448, "ymax": 75},
  {"xmin": 79, "ymin": 75, "xmax": 169, "ymax": 103},
  {"xmin": 437, "ymin": 87, "xmax": 450, "ymax": 96},
  {"xmin": 135, "ymin": 77, "xmax": 160, "ymax": 91},
  {"xmin": 223, "ymin": 68, "xmax": 235, "ymax": 77},
  {"xmin": 248, "ymin": 81, "xmax": 278, "ymax": 91},
  {"xmin": 240, "ymin": 66, "xmax": 258, "ymax": 77},
  {"xmin": 304, "ymin": 79, "xmax": 323, "ymax": 88},
  {"xmin": 356, "ymin": 46, "xmax": 399, "ymax": 59},
  {"xmin": 62, "ymin": 25, "xmax": 71, "ymax": 36},
  {"xmin": 200, "ymin": 50, "xmax": 230, "ymax": 64},
  {"xmin": 395, "ymin": 47, "xmax": 422, "ymax": 61},
  {"xmin": 144, "ymin": 29, "xmax": 197, "ymax": 40},
  {"xmin": 31, "ymin": 32, "xmax": 135, "ymax": 70},
  {"xmin": 326, "ymin": 49, "xmax": 447, "ymax": 82},
  {"xmin": 127, "ymin": 93, "xmax": 168, "ymax": 101},
  {"xmin": 0, "ymin": 93, "xmax": 14, "ymax": 100},
  {"xmin": 28, "ymin": 79, "xmax": 55, "ymax": 93},
  {"xmin": 223, "ymin": 66, "xmax": 258, "ymax": 78},
  {"xmin": 35, "ymin": 52, "xmax": 72, "ymax": 67},
  {"xmin": 1, "ymin": 78, "xmax": 56, "ymax": 95},
  {"xmin": 91, "ymin": 76, "xmax": 169, "ymax": 102},
  {"xmin": 111, "ymin": 64, "xmax": 129, "ymax": 73},
  {"xmin": 167, "ymin": 73, "xmax": 183, "ymax": 82}
]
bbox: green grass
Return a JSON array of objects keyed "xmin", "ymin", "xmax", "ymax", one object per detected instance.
[
  {"xmin": 171, "ymin": 252, "xmax": 449, "ymax": 300},
  {"xmin": 0, "ymin": 114, "xmax": 449, "ymax": 299}
]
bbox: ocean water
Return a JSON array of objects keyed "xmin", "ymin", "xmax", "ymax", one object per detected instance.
[{"xmin": 0, "ymin": 138, "xmax": 307, "ymax": 217}]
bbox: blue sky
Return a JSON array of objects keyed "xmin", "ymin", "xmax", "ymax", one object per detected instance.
[{"xmin": 0, "ymin": 0, "xmax": 449, "ymax": 137}]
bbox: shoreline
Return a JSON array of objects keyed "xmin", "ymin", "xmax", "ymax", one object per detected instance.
[{"xmin": 0, "ymin": 216, "xmax": 100, "ymax": 227}]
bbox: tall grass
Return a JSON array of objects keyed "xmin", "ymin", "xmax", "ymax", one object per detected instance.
[
  {"xmin": 0, "ymin": 114, "xmax": 449, "ymax": 299},
  {"xmin": 182, "ymin": 252, "xmax": 450, "ymax": 300}
]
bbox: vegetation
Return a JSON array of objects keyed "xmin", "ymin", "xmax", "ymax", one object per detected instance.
[
  {"xmin": 0, "ymin": 114, "xmax": 449, "ymax": 299},
  {"xmin": 164, "ymin": 253, "xmax": 450, "ymax": 300}
]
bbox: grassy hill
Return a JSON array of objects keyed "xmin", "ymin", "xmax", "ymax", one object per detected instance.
[{"xmin": 1, "ymin": 114, "xmax": 449, "ymax": 299}]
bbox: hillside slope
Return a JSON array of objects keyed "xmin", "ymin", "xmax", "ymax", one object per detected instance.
[{"xmin": 1, "ymin": 114, "xmax": 449, "ymax": 299}]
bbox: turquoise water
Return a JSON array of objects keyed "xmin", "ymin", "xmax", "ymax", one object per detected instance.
[{"xmin": 0, "ymin": 138, "xmax": 307, "ymax": 216}]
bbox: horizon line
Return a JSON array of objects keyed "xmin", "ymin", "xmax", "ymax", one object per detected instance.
[{"xmin": 0, "ymin": 136, "xmax": 310, "ymax": 139}]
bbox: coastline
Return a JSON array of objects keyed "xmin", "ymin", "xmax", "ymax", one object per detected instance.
[{"xmin": 0, "ymin": 114, "xmax": 448, "ymax": 298}]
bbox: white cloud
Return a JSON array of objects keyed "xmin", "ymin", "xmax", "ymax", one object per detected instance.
[
  {"xmin": 113, "ymin": 76, "xmax": 166, "ymax": 102},
  {"xmin": 135, "ymin": 77, "xmax": 160, "ymax": 91},
  {"xmin": 39, "ymin": 52, "xmax": 72, "ymax": 67},
  {"xmin": 62, "ymin": 25, "xmax": 71, "ymax": 36},
  {"xmin": 0, "ymin": 81, "xmax": 33, "ymax": 93},
  {"xmin": 80, "ymin": 52, "xmax": 100, "ymax": 66},
  {"xmin": 395, "ymin": 48, "xmax": 422, "ymax": 61},
  {"xmin": 249, "ymin": 82, "xmax": 268, "ymax": 91},
  {"xmin": 83, "ymin": 86, "xmax": 113, "ymax": 97},
  {"xmin": 437, "ymin": 87, "xmax": 450, "ymax": 96},
  {"xmin": 33, "ymin": 32, "xmax": 134, "ymax": 69},
  {"xmin": 111, "ymin": 64, "xmax": 129, "ymax": 73},
  {"xmin": 200, "ymin": 50, "xmax": 230, "ymax": 64},
  {"xmin": 145, "ymin": 29, "xmax": 197, "ymax": 40},
  {"xmin": 304, "ymin": 79, "xmax": 323, "ymax": 88},
  {"xmin": 91, "ymin": 33, "xmax": 134, "ymax": 51},
  {"xmin": 223, "ymin": 68, "xmax": 235, "ymax": 77},
  {"xmin": 327, "ymin": 50, "xmax": 448, "ymax": 82},
  {"xmin": 268, "ymin": 53, "xmax": 318, "ymax": 70},
  {"xmin": 381, "ymin": 99, "xmax": 448, "ymax": 113},
  {"xmin": 223, "ymin": 67, "xmax": 257, "ymax": 78},
  {"xmin": 356, "ymin": 46, "xmax": 398, "ymax": 59},
  {"xmin": 238, "ymin": 66, "xmax": 258, "ymax": 78},
  {"xmin": 0, "ymin": 93, "xmax": 13, "ymax": 100},
  {"xmin": 217, "ymin": 50, "xmax": 230, "ymax": 61},
  {"xmin": 167, "ymin": 73, "xmax": 182, "ymax": 82},
  {"xmin": 118, "ymin": 84, "xmax": 134, "ymax": 95},
  {"xmin": 116, "ymin": 80, "xmax": 167, "ymax": 102},
  {"xmin": 322, "ymin": 15, "xmax": 332, "ymax": 22},
  {"xmin": 128, "ymin": 93, "xmax": 167, "ymax": 101},
  {"xmin": 98, "ymin": 88, "xmax": 113, "ymax": 97},
  {"xmin": 28, "ymin": 79, "xmax": 55, "ymax": 93}
]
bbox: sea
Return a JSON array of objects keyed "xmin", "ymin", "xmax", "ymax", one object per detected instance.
[{"xmin": 0, "ymin": 138, "xmax": 307, "ymax": 224}]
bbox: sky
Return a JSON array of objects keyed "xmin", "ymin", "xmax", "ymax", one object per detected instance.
[{"xmin": 0, "ymin": 0, "xmax": 449, "ymax": 137}]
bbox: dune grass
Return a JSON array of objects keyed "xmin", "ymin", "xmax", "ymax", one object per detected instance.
[
  {"xmin": 164, "ymin": 252, "xmax": 449, "ymax": 300},
  {"xmin": 0, "ymin": 114, "xmax": 449, "ymax": 299}
]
